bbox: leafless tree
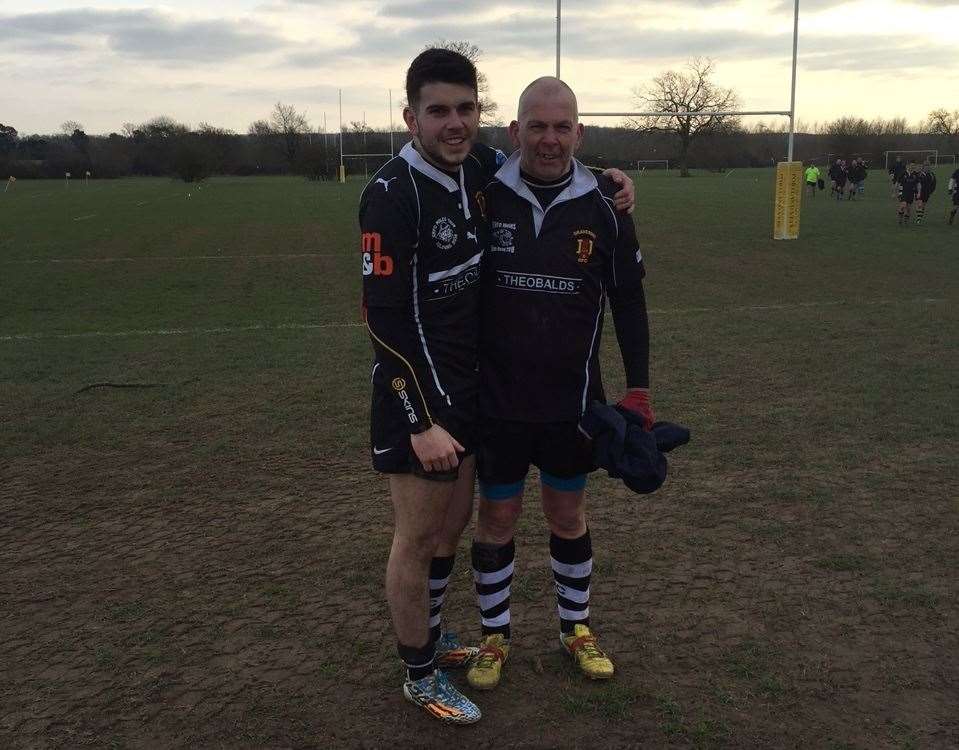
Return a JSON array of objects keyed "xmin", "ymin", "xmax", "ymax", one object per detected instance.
[
  {"xmin": 60, "ymin": 120, "xmax": 84, "ymax": 136},
  {"xmin": 923, "ymin": 109, "xmax": 959, "ymax": 152},
  {"xmin": 407, "ymin": 41, "xmax": 501, "ymax": 127},
  {"xmin": 247, "ymin": 120, "xmax": 274, "ymax": 139},
  {"xmin": 628, "ymin": 58, "xmax": 740, "ymax": 176},
  {"xmin": 269, "ymin": 102, "xmax": 310, "ymax": 165},
  {"xmin": 924, "ymin": 109, "xmax": 959, "ymax": 136}
]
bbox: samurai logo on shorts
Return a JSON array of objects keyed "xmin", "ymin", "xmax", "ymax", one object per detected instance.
[{"xmin": 431, "ymin": 217, "xmax": 458, "ymax": 250}]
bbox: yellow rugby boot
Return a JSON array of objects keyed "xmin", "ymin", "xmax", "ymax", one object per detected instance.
[
  {"xmin": 466, "ymin": 633, "xmax": 509, "ymax": 690},
  {"xmin": 561, "ymin": 624, "xmax": 614, "ymax": 680}
]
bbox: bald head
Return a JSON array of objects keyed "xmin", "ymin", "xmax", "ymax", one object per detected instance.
[
  {"xmin": 517, "ymin": 76, "xmax": 578, "ymax": 121},
  {"xmin": 509, "ymin": 76, "xmax": 584, "ymax": 182}
]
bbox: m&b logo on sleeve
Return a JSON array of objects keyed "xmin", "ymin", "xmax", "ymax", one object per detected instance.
[{"xmin": 361, "ymin": 232, "xmax": 394, "ymax": 276}]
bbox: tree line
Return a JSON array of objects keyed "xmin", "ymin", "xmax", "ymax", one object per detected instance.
[
  {"xmin": 4, "ymin": 110, "xmax": 956, "ymax": 184},
  {"xmin": 3, "ymin": 52, "xmax": 957, "ymax": 181}
]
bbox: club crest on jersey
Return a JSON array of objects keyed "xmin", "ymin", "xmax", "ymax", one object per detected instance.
[
  {"xmin": 491, "ymin": 221, "xmax": 516, "ymax": 254},
  {"xmin": 431, "ymin": 217, "xmax": 458, "ymax": 250},
  {"xmin": 573, "ymin": 229, "xmax": 596, "ymax": 264}
]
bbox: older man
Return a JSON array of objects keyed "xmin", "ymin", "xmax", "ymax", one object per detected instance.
[
  {"xmin": 467, "ymin": 77, "xmax": 653, "ymax": 690},
  {"xmin": 360, "ymin": 51, "xmax": 635, "ymax": 723}
]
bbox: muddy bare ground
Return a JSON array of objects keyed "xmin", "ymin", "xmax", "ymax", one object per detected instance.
[{"xmin": 2, "ymin": 424, "xmax": 957, "ymax": 749}]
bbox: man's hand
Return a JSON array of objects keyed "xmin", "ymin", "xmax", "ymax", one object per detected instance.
[
  {"xmin": 603, "ymin": 168, "xmax": 635, "ymax": 214},
  {"xmin": 411, "ymin": 424, "xmax": 464, "ymax": 473},
  {"xmin": 617, "ymin": 387, "xmax": 655, "ymax": 431}
]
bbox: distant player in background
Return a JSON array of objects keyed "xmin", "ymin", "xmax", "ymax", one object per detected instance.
[
  {"xmin": 804, "ymin": 163, "xmax": 821, "ymax": 198},
  {"xmin": 896, "ymin": 163, "xmax": 921, "ymax": 225},
  {"xmin": 830, "ymin": 160, "xmax": 849, "ymax": 201},
  {"xmin": 828, "ymin": 159, "xmax": 843, "ymax": 199},
  {"xmin": 889, "ymin": 156, "xmax": 906, "ymax": 198},
  {"xmin": 915, "ymin": 164, "xmax": 937, "ymax": 225},
  {"xmin": 843, "ymin": 160, "xmax": 859, "ymax": 200},
  {"xmin": 849, "ymin": 159, "xmax": 867, "ymax": 197},
  {"xmin": 949, "ymin": 168, "xmax": 959, "ymax": 225}
]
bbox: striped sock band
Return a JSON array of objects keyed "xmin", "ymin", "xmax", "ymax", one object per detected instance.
[
  {"xmin": 550, "ymin": 530, "xmax": 593, "ymax": 635},
  {"xmin": 428, "ymin": 555, "xmax": 455, "ymax": 645},
  {"xmin": 472, "ymin": 539, "xmax": 514, "ymax": 638},
  {"xmin": 398, "ymin": 640, "xmax": 436, "ymax": 682}
]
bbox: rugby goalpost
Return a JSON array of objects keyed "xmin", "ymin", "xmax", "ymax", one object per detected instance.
[
  {"xmin": 555, "ymin": 0, "xmax": 803, "ymax": 238},
  {"xmin": 338, "ymin": 88, "xmax": 396, "ymax": 183}
]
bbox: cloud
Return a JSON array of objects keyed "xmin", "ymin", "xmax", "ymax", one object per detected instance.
[
  {"xmin": 377, "ymin": 0, "xmax": 540, "ymax": 19},
  {"xmin": 1, "ymin": 9, "xmax": 287, "ymax": 62}
]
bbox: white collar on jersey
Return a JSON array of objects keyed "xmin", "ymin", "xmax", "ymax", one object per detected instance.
[
  {"xmin": 493, "ymin": 151, "xmax": 598, "ymax": 236},
  {"xmin": 399, "ymin": 141, "xmax": 472, "ymax": 220}
]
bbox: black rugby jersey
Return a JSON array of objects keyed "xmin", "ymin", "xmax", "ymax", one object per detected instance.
[
  {"xmin": 479, "ymin": 153, "xmax": 646, "ymax": 423},
  {"xmin": 360, "ymin": 142, "xmax": 502, "ymax": 432},
  {"xmin": 898, "ymin": 171, "xmax": 921, "ymax": 200},
  {"xmin": 918, "ymin": 169, "xmax": 936, "ymax": 197}
]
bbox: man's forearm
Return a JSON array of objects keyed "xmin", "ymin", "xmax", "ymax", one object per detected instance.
[{"xmin": 609, "ymin": 284, "xmax": 650, "ymax": 389}]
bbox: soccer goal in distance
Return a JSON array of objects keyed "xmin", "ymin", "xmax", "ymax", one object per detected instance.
[
  {"xmin": 884, "ymin": 150, "xmax": 939, "ymax": 170},
  {"xmin": 635, "ymin": 159, "xmax": 670, "ymax": 175}
]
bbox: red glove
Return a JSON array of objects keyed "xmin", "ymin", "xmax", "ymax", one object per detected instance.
[{"xmin": 617, "ymin": 388, "xmax": 655, "ymax": 431}]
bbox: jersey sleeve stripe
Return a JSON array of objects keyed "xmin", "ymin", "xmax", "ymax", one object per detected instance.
[
  {"xmin": 411, "ymin": 255, "xmax": 450, "ymax": 403},
  {"xmin": 408, "ymin": 164, "xmax": 421, "ymax": 246},
  {"xmin": 365, "ymin": 317, "xmax": 435, "ymax": 427}
]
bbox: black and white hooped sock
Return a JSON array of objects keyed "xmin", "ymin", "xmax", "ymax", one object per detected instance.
[
  {"xmin": 472, "ymin": 539, "xmax": 514, "ymax": 639},
  {"xmin": 550, "ymin": 530, "xmax": 593, "ymax": 635},
  {"xmin": 428, "ymin": 555, "xmax": 455, "ymax": 645},
  {"xmin": 398, "ymin": 640, "xmax": 435, "ymax": 682}
]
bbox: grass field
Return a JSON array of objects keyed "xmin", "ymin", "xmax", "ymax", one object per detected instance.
[{"xmin": 2, "ymin": 169, "xmax": 957, "ymax": 749}]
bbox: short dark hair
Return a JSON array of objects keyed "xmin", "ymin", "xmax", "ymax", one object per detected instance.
[{"xmin": 405, "ymin": 48, "xmax": 478, "ymax": 110}]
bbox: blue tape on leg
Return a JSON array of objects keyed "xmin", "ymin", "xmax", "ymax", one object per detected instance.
[
  {"xmin": 480, "ymin": 480, "xmax": 525, "ymax": 501},
  {"xmin": 540, "ymin": 471, "xmax": 587, "ymax": 492}
]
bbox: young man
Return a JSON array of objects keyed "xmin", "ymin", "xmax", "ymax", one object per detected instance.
[
  {"xmin": 915, "ymin": 163, "xmax": 937, "ymax": 224},
  {"xmin": 896, "ymin": 163, "xmax": 921, "ymax": 225},
  {"xmin": 359, "ymin": 49, "xmax": 634, "ymax": 725},
  {"xmin": 466, "ymin": 77, "xmax": 653, "ymax": 691},
  {"xmin": 360, "ymin": 47, "xmax": 492, "ymax": 725},
  {"xmin": 949, "ymin": 168, "xmax": 959, "ymax": 225},
  {"xmin": 804, "ymin": 163, "xmax": 820, "ymax": 198}
]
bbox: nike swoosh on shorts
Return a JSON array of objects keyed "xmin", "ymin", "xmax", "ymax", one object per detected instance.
[{"xmin": 373, "ymin": 447, "xmax": 393, "ymax": 455}]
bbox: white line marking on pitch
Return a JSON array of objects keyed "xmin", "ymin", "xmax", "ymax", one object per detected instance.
[
  {"xmin": 3, "ymin": 253, "xmax": 344, "ymax": 264},
  {"xmin": 72, "ymin": 214, "xmax": 97, "ymax": 222},
  {"xmin": 0, "ymin": 322, "xmax": 365, "ymax": 342},
  {"xmin": 0, "ymin": 298, "xmax": 946, "ymax": 343}
]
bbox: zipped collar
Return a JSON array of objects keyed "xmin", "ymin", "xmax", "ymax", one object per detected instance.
[
  {"xmin": 494, "ymin": 151, "xmax": 597, "ymax": 236},
  {"xmin": 400, "ymin": 141, "xmax": 472, "ymax": 220}
]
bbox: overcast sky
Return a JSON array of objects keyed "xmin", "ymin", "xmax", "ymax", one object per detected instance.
[{"xmin": 2, "ymin": 0, "xmax": 957, "ymax": 135}]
